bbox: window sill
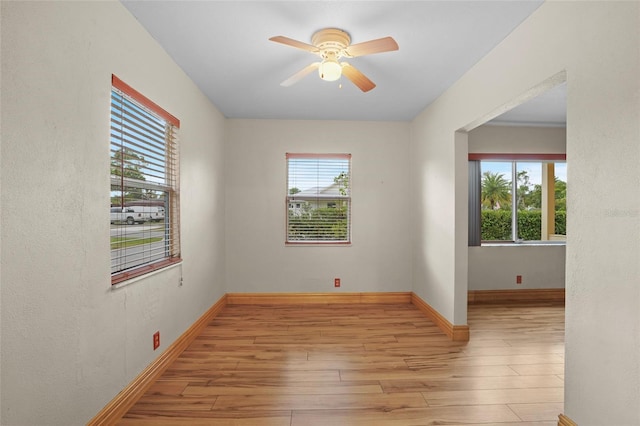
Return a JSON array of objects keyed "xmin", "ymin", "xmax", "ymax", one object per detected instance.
[
  {"xmin": 286, "ymin": 242, "xmax": 352, "ymax": 247},
  {"xmin": 480, "ymin": 241, "xmax": 566, "ymax": 247},
  {"xmin": 111, "ymin": 259, "xmax": 182, "ymax": 289}
]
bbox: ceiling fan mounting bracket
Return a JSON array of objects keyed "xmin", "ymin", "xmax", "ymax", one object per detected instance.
[{"xmin": 312, "ymin": 28, "xmax": 351, "ymax": 59}]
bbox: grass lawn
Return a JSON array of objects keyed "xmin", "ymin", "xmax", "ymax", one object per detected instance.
[{"xmin": 111, "ymin": 236, "xmax": 163, "ymax": 250}]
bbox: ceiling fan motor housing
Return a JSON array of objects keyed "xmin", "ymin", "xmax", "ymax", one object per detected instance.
[{"xmin": 312, "ymin": 28, "xmax": 351, "ymax": 59}]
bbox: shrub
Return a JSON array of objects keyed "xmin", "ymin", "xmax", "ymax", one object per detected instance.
[
  {"xmin": 481, "ymin": 210, "xmax": 512, "ymax": 240},
  {"xmin": 481, "ymin": 210, "xmax": 566, "ymax": 240},
  {"xmin": 517, "ymin": 210, "xmax": 541, "ymax": 240},
  {"xmin": 555, "ymin": 211, "xmax": 566, "ymax": 235}
]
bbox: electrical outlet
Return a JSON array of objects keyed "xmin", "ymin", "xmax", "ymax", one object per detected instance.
[
  {"xmin": 334, "ymin": 278, "xmax": 341, "ymax": 287},
  {"xmin": 153, "ymin": 331, "xmax": 160, "ymax": 350},
  {"xmin": 516, "ymin": 275, "xmax": 522, "ymax": 284}
]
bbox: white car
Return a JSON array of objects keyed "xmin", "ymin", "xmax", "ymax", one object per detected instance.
[
  {"xmin": 147, "ymin": 206, "xmax": 165, "ymax": 222},
  {"xmin": 110, "ymin": 207, "xmax": 149, "ymax": 225}
]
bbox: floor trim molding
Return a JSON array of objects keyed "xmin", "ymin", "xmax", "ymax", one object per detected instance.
[
  {"xmin": 468, "ymin": 288, "xmax": 565, "ymax": 304},
  {"xmin": 226, "ymin": 292, "xmax": 412, "ymax": 305},
  {"xmin": 87, "ymin": 294, "xmax": 228, "ymax": 425},
  {"xmin": 558, "ymin": 414, "xmax": 578, "ymax": 426},
  {"xmin": 411, "ymin": 293, "xmax": 470, "ymax": 341}
]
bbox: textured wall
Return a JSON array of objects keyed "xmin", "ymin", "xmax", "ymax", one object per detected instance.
[
  {"xmin": 0, "ymin": 2, "xmax": 226, "ymax": 424},
  {"xmin": 468, "ymin": 125, "xmax": 566, "ymax": 291},
  {"xmin": 411, "ymin": 1, "xmax": 639, "ymax": 423},
  {"xmin": 468, "ymin": 125, "xmax": 566, "ymax": 154},
  {"xmin": 468, "ymin": 245, "xmax": 565, "ymax": 290},
  {"xmin": 225, "ymin": 119, "xmax": 412, "ymax": 294}
]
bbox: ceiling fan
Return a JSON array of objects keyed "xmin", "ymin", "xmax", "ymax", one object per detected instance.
[{"xmin": 269, "ymin": 28, "xmax": 399, "ymax": 92}]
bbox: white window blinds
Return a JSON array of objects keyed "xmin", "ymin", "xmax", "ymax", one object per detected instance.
[
  {"xmin": 286, "ymin": 153, "xmax": 351, "ymax": 244},
  {"xmin": 110, "ymin": 75, "xmax": 180, "ymax": 284}
]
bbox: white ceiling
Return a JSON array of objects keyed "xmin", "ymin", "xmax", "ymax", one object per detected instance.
[
  {"xmin": 121, "ymin": 1, "xmax": 565, "ymax": 125},
  {"xmin": 488, "ymin": 82, "xmax": 567, "ymax": 127}
]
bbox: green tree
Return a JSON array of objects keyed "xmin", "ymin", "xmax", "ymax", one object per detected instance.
[
  {"xmin": 332, "ymin": 172, "xmax": 349, "ymax": 234},
  {"xmin": 334, "ymin": 171, "xmax": 349, "ymax": 196},
  {"xmin": 289, "ymin": 187, "xmax": 301, "ymax": 195},
  {"xmin": 142, "ymin": 189, "xmax": 161, "ymax": 200},
  {"xmin": 111, "ymin": 147, "xmax": 147, "ymax": 181},
  {"xmin": 481, "ymin": 171, "xmax": 511, "ymax": 210},
  {"xmin": 525, "ymin": 178, "xmax": 566, "ymax": 211},
  {"xmin": 111, "ymin": 148, "xmax": 148, "ymax": 206},
  {"xmin": 516, "ymin": 170, "xmax": 537, "ymax": 210},
  {"xmin": 529, "ymin": 184, "xmax": 542, "ymax": 209},
  {"xmin": 554, "ymin": 178, "xmax": 567, "ymax": 211}
]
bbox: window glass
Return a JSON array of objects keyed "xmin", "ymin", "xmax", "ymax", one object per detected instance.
[
  {"xmin": 480, "ymin": 161, "xmax": 513, "ymax": 241},
  {"xmin": 479, "ymin": 160, "xmax": 566, "ymax": 242}
]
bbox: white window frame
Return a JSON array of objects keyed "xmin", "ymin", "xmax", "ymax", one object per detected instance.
[{"xmin": 469, "ymin": 153, "xmax": 566, "ymax": 245}]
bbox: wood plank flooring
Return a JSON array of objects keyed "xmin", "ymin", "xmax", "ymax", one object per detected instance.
[{"xmin": 119, "ymin": 302, "xmax": 565, "ymax": 425}]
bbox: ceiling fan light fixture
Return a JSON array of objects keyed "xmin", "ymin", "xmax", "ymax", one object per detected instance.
[{"xmin": 318, "ymin": 59, "xmax": 342, "ymax": 82}]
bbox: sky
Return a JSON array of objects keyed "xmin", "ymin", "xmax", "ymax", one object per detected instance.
[
  {"xmin": 482, "ymin": 161, "xmax": 567, "ymax": 186},
  {"xmin": 288, "ymin": 158, "xmax": 350, "ymax": 192},
  {"xmin": 287, "ymin": 159, "xmax": 567, "ymax": 195}
]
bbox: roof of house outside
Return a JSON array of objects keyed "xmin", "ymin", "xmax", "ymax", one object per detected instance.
[{"xmin": 289, "ymin": 183, "xmax": 346, "ymax": 199}]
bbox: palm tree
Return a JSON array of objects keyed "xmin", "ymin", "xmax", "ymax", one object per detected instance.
[{"xmin": 481, "ymin": 171, "xmax": 511, "ymax": 210}]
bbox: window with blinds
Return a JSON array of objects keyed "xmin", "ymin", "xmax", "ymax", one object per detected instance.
[
  {"xmin": 286, "ymin": 153, "xmax": 351, "ymax": 244},
  {"xmin": 110, "ymin": 75, "xmax": 181, "ymax": 284}
]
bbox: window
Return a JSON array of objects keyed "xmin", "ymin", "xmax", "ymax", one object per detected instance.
[
  {"xmin": 110, "ymin": 75, "xmax": 181, "ymax": 284},
  {"xmin": 286, "ymin": 153, "xmax": 351, "ymax": 244},
  {"xmin": 469, "ymin": 154, "xmax": 566, "ymax": 244}
]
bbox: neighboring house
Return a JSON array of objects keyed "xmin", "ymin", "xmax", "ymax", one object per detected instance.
[{"xmin": 288, "ymin": 183, "xmax": 345, "ymax": 214}]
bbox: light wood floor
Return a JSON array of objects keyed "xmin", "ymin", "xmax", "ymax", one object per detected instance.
[{"xmin": 119, "ymin": 302, "xmax": 565, "ymax": 425}]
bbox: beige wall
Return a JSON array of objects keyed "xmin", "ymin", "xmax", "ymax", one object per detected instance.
[
  {"xmin": 411, "ymin": 2, "xmax": 639, "ymax": 424},
  {"xmin": 1, "ymin": 2, "xmax": 226, "ymax": 424},
  {"xmin": 468, "ymin": 245, "xmax": 565, "ymax": 290},
  {"xmin": 469, "ymin": 125, "xmax": 566, "ymax": 154},
  {"xmin": 225, "ymin": 119, "xmax": 412, "ymax": 294}
]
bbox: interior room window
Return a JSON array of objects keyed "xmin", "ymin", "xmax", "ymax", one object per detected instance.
[
  {"xmin": 469, "ymin": 154, "xmax": 566, "ymax": 244},
  {"xmin": 110, "ymin": 75, "xmax": 181, "ymax": 284},
  {"xmin": 286, "ymin": 153, "xmax": 351, "ymax": 244}
]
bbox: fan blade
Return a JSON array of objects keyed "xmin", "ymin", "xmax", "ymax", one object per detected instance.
[
  {"xmin": 281, "ymin": 62, "xmax": 320, "ymax": 87},
  {"xmin": 345, "ymin": 36, "xmax": 398, "ymax": 57},
  {"xmin": 269, "ymin": 36, "xmax": 319, "ymax": 54},
  {"xmin": 341, "ymin": 63, "xmax": 376, "ymax": 92}
]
